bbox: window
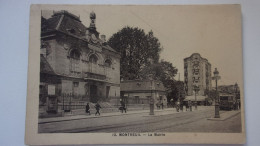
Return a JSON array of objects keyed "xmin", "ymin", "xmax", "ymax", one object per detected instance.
[
  {"xmin": 73, "ymin": 82, "xmax": 79, "ymax": 87},
  {"xmin": 89, "ymin": 54, "xmax": 98, "ymax": 64},
  {"xmin": 69, "ymin": 50, "xmax": 80, "ymax": 72},
  {"xmin": 134, "ymin": 96, "xmax": 140, "ymax": 104},
  {"xmin": 70, "ymin": 50, "xmax": 80, "ymax": 60},
  {"xmin": 104, "ymin": 59, "xmax": 112, "ymax": 67}
]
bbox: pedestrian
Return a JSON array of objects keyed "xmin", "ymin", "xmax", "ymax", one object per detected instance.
[
  {"xmin": 185, "ymin": 102, "xmax": 189, "ymax": 111},
  {"xmin": 120, "ymin": 100, "xmax": 127, "ymax": 113},
  {"xmin": 188, "ymin": 100, "xmax": 192, "ymax": 111},
  {"xmin": 156, "ymin": 102, "xmax": 161, "ymax": 110},
  {"xmin": 180, "ymin": 101, "xmax": 183, "ymax": 112},
  {"xmin": 170, "ymin": 98, "xmax": 174, "ymax": 108},
  {"xmin": 94, "ymin": 102, "xmax": 101, "ymax": 116},
  {"xmin": 236, "ymin": 100, "xmax": 239, "ymax": 110},
  {"xmin": 85, "ymin": 103, "xmax": 91, "ymax": 115},
  {"xmin": 161, "ymin": 102, "xmax": 164, "ymax": 110},
  {"xmin": 176, "ymin": 101, "xmax": 180, "ymax": 112}
]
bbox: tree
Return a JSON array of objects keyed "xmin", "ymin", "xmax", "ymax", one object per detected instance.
[
  {"xmin": 168, "ymin": 81, "xmax": 185, "ymax": 102},
  {"xmin": 108, "ymin": 26, "xmax": 182, "ymax": 103},
  {"xmin": 140, "ymin": 60, "xmax": 182, "ymax": 102},
  {"xmin": 140, "ymin": 60, "xmax": 177, "ymax": 82},
  {"xmin": 108, "ymin": 27, "xmax": 162, "ymax": 80}
]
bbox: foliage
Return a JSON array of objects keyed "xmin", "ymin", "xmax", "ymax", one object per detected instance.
[
  {"xmin": 139, "ymin": 60, "xmax": 177, "ymax": 81},
  {"xmin": 167, "ymin": 81, "xmax": 185, "ymax": 102},
  {"xmin": 140, "ymin": 60, "xmax": 183, "ymax": 102},
  {"xmin": 205, "ymin": 89, "xmax": 219, "ymax": 100},
  {"xmin": 108, "ymin": 26, "xmax": 183, "ymax": 102},
  {"xmin": 108, "ymin": 26, "xmax": 162, "ymax": 80}
]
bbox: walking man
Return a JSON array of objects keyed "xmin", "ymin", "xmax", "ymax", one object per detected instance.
[
  {"xmin": 185, "ymin": 102, "xmax": 189, "ymax": 111},
  {"xmin": 95, "ymin": 102, "xmax": 101, "ymax": 116},
  {"xmin": 120, "ymin": 99, "xmax": 127, "ymax": 113},
  {"xmin": 161, "ymin": 102, "xmax": 164, "ymax": 110},
  {"xmin": 85, "ymin": 103, "xmax": 91, "ymax": 115},
  {"xmin": 176, "ymin": 100, "xmax": 180, "ymax": 112},
  {"xmin": 188, "ymin": 100, "xmax": 192, "ymax": 111},
  {"xmin": 170, "ymin": 98, "xmax": 174, "ymax": 108},
  {"xmin": 180, "ymin": 101, "xmax": 183, "ymax": 112}
]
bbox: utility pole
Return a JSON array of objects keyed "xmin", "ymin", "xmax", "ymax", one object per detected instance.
[
  {"xmin": 149, "ymin": 73, "xmax": 155, "ymax": 115},
  {"xmin": 212, "ymin": 68, "xmax": 221, "ymax": 118}
]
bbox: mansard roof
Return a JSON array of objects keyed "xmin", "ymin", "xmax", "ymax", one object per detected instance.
[
  {"xmin": 41, "ymin": 10, "xmax": 87, "ymax": 38},
  {"xmin": 41, "ymin": 10, "xmax": 117, "ymax": 53}
]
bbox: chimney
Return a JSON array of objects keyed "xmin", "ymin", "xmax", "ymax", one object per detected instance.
[{"xmin": 101, "ymin": 35, "xmax": 106, "ymax": 43}]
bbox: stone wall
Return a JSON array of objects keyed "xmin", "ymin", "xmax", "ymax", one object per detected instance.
[{"xmin": 42, "ymin": 34, "xmax": 120, "ymax": 104}]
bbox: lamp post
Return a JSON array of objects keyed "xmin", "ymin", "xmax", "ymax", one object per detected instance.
[
  {"xmin": 148, "ymin": 73, "xmax": 155, "ymax": 115},
  {"xmin": 193, "ymin": 85, "xmax": 200, "ymax": 110},
  {"xmin": 212, "ymin": 68, "xmax": 221, "ymax": 118}
]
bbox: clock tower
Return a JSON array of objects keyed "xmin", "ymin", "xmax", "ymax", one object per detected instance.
[{"xmin": 86, "ymin": 11, "xmax": 100, "ymax": 45}]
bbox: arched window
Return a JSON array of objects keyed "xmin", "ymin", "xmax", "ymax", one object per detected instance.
[
  {"xmin": 69, "ymin": 49, "xmax": 80, "ymax": 73},
  {"xmin": 89, "ymin": 54, "xmax": 98, "ymax": 64},
  {"xmin": 104, "ymin": 59, "xmax": 112, "ymax": 67},
  {"xmin": 70, "ymin": 49, "xmax": 80, "ymax": 60}
]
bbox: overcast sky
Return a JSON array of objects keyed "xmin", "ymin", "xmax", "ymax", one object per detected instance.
[{"xmin": 42, "ymin": 5, "xmax": 243, "ymax": 87}]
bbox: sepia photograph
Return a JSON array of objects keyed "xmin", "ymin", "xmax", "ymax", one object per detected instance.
[{"xmin": 26, "ymin": 4, "xmax": 245, "ymax": 145}]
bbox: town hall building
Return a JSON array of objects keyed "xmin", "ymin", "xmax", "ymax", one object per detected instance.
[{"xmin": 40, "ymin": 10, "xmax": 120, "ymax": 106}]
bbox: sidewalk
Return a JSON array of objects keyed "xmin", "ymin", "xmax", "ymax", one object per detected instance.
[
  {"xmin": 39, "ymin": 106, "xmax": 212, "ymax": 124},
  {"xmin": 207, "ymin": 110, "xmax": 241, "ymax": 121}
]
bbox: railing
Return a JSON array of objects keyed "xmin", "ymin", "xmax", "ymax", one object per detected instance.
[{"xmin": 58, "ymin": 102, "xmax": 87, "ymax": 111}]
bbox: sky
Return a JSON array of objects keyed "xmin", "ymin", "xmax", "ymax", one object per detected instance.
[{"xmin": 42, "ymin": 5, "xmax": 243, "ymax": 87}]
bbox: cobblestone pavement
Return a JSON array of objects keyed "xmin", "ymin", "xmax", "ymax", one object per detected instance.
[{"xmin": 38, "ymin": 106, "xmax": 241, "ymax": 133}]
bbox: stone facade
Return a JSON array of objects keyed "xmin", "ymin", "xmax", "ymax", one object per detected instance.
[
  {"xmin": 40, "ymin": 10, "xmax": 120, "ymax": 104},
  {"xmin": 184, "ymin": 53, "xmax": 212, "ymax": 96}
]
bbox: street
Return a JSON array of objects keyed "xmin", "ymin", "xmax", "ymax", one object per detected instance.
[{"xmin": 38, "ymin": 106, "xmax": 241, "ymax": 133}]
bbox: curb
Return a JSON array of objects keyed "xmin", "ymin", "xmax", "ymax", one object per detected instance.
[
  {"xmin": 38, "ymin": 109, "xmax": 173, "ymax": 124},
  {"xmin": 207, "ymin": 111, "xmax": 240, "ymax": 121},
  {"xmin": 39, "ymin": 107, "xmax": 212, "ymax": 124}
]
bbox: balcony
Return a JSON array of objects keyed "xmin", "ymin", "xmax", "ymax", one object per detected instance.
[{"xmin": 84, "ymin": 72, "xmax": 106, "ymax": 81}]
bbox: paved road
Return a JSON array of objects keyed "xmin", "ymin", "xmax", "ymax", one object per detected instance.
[{"xmin": 38, "ymin": 106, "xmax": 241, "ymax": 133}]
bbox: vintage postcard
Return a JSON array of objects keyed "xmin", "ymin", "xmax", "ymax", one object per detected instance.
[{"xmin": 25, "ymin": 4, "xmax": 245, "ymax": 145}]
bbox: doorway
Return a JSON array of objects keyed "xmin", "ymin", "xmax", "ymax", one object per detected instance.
[{"xmin": 90, "ymin": 85, "xmax": 98, "ymax": 103}]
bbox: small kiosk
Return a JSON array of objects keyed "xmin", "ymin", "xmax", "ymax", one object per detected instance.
[{"xmin": 46, "ymin": 85, "xmax": 58, "ymax": 114}]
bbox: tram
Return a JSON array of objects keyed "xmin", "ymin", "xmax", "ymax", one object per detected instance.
[{"xmin": 219, "ymin": 94, "xmax": 235, "ymax": 110}]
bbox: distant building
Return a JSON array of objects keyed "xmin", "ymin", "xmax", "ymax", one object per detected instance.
[
  {"xmin": 184, "ymin": 53, "xmax": 212, "ymax": 96},
  {"xmin": 183, "ymin": 53, "xmax": 212, "ymax": 105},
  {"xmin": 40, "ymin": 10, "xmax": 120, "ymax": 105},
  {"xmin": 218, "ymin": 84, "xmax": 240, "ymax": 97},
  {"xmin": 120, "ymin": 80, "xmax": 167, "ymax": 108}
]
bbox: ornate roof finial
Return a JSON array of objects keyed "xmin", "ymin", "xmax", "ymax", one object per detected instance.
[{"xmin": 89, "ymin": 11, "xmax": 96, "ymax": 30}]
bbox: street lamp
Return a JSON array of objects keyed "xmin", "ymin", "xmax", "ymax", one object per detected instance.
[
  {"xmin": 212, "ymin": 68, "xmax": 221, "ymax": 118},
  {"xmin": 148, "ymin": 73, "xmax": 155, "ymax": 115},
  {"xmin": 193, "ymin": 85, "xmax": 200, "ymax": 110}
]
